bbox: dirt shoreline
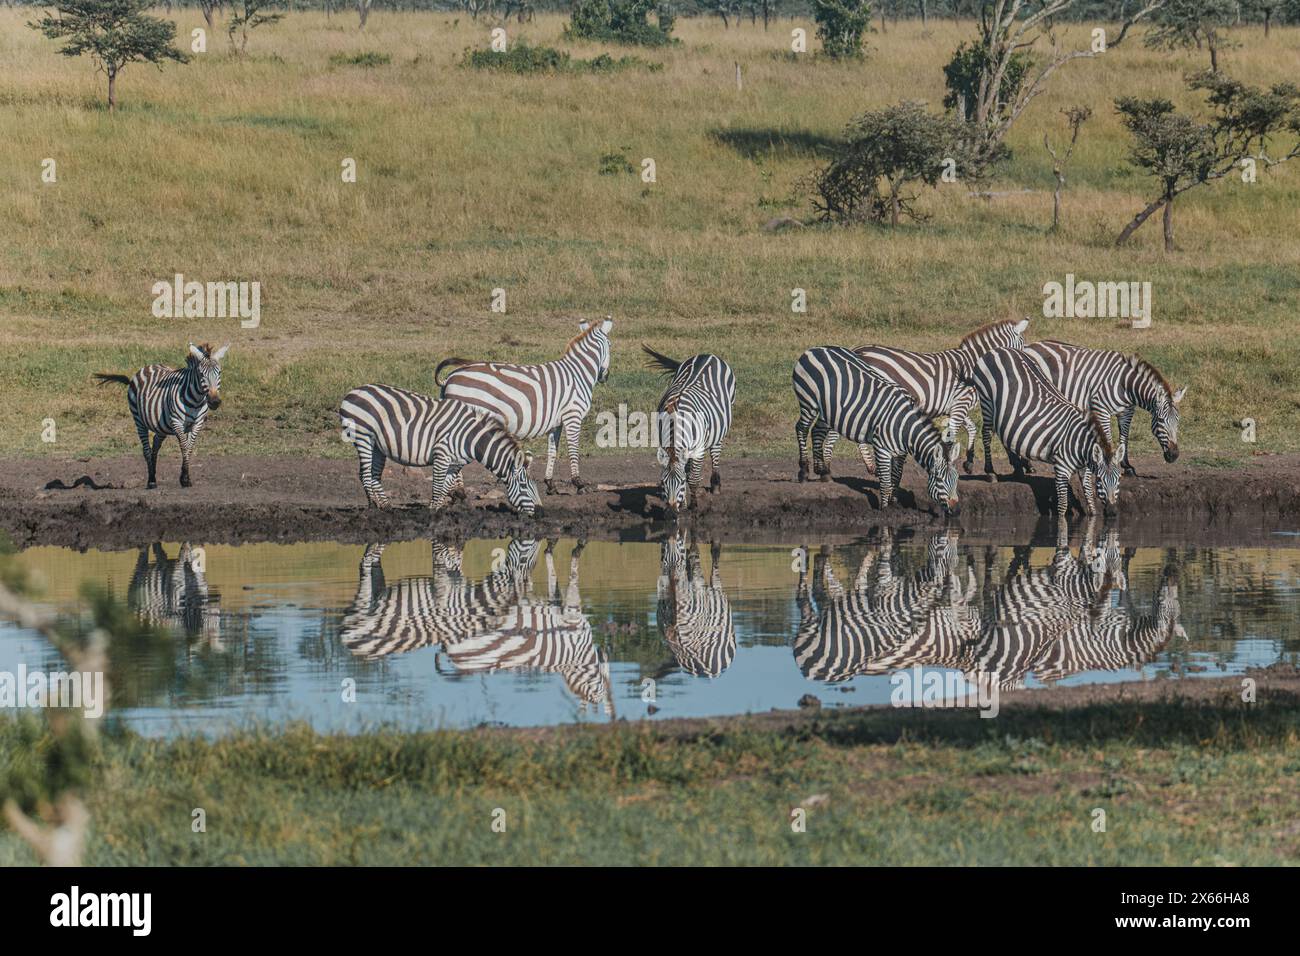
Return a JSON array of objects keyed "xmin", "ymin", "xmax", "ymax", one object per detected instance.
[{"xmin": 1, "ymin": 452, "xmax": 1297, "ymax": 549}]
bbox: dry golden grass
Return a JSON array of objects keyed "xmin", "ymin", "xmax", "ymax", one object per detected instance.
[{"xmin": 1, "ymin": 12, "xmax": 1297, "ymax": 461}]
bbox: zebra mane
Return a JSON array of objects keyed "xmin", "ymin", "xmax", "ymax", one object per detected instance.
[
  {"xmin": 1128, "ymin": 355, "xmax": 1173, "ymax": 399},
  {"xmin": 960, "ymin": 319, "xmax": 1021, "ymax": 348},
  {"xmin": 189, "ymin": 342, "xmax": 215, "ymax": 361},
  {"xmin": 565, "ymin": 322, "xmax": 604, "ymax": 353},
  {"xmin": 1088, "ymin": 412, "xmax": 1114, "ymax": 458}
]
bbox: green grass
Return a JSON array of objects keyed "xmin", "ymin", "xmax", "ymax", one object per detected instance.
[
  {"xmin": 1, "ymin": 13, "xmax": 1297, "ymax": 460},
  {"xmin": 3, "ymin": 695, "xmax": 1298, "ymax": 865}
]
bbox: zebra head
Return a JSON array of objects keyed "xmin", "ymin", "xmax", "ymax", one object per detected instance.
[
  {"xmin": 1090, "ymin": 440, "xmax": 1124, "ymax": 515},
  {"xmin": 575, "ymin": 317, "xmax": 614, "ymax": 384},
  {"xmin": 925, "ymin": 440, "xmax": 962, "ymax": 518},
  {"xmin": 504, "ymin": 450, "xmax": 541, "ymax": 517},
  {"xmin": 188, "ymin": 342, "xmax": 229, "ymax": 409},
  {"xmin": 656, "ymin": 446, "xmax": 689, "ymax": 512},
  {"xmin": 959, "ymin": 318, "xmax": 1030, "ymax": 358}
]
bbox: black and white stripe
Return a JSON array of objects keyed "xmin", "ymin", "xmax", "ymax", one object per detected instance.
[
  {"xmin": 820, "ymin": 318, "xmax": 1030, "ymax": 476},
  {"xmin": 965, "ymin": 347, "xmax": 1123, "ymax": 519},
  {"xmin": 436, "ymin": 318, "xmax": 613, "ymax": 494},
  {"xmin": 793, "ymin": 346, "xmax": 961, "ymax": 515},
  {"xmin": 643, "ymin": 347, "xmax": 736, "ymax": 511},
  {"xmin": 1024, "ymin": 341, "xmax": 1186, "ymax": 476},
  {"xmin": 656, "ymin": 535, "xmax": 735, "ymax": 679},
  {"xmin": 339, "ymin": 384, "xmax": 540, "ymax": 514},
  {"xmin": 128, "ymin": 542, "xmax": 221, "ymax": 645},
  {"xmin": 94, "ymin": 342, "xmax": 228, "ymax": 489}
]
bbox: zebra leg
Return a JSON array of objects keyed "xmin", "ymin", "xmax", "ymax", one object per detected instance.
[
  {"xmin": 858, "ymin": 443, "xmax": 877, "ymax": 476},
  {"xmin": 795, "ymin": 406, "xmax": 816, "ymax": 482},
  {"xmin": 355, "ymin": 434, "xmax": 389, "ymax": 508},
  {"xmin": 709, "ymin": 443, "xmax": 722, "ymax": 493},
  {"xmin": 146, "ymin": 432, "xmax": 165, "ymax": 489},
  {"xmin": 544, "ymin": 427, "xmax": 561, "ymax": 495},
  {"xmin": 563, "ymin": 415, "xmax": 589, "ymax": 492},
  {"xmin": 178, "ymin": 431, "xmax": 196, "ymax": 488},
  {"xmin": 874, "ymin": 447, "xmax": 895, "ymax": 509},
  {"xmin": 1053, "ymin": 463, "xmax": 1072, "ymax": 521},
  {"xmin": 891, "ymin": 454, "xmax": 906, "ymax": 491},
  {"xmin": 1080, "ymin": 467, "xmax": 1098, "ymax": 517},
  {"xmin": 1118, "ymin": 407, "xmax": 1137, "ymax": 476},
  {"xmin": 430, "ymin": 453, "xmax": 452, "ymax": 512},
  {"xmin": 687, "ymin": 455, "xmax": 705, "ymax": 508},
  {"xmin": 962, "ymin": 414, "xmax": 977, "ymax": 474},
  {"xmin": 982, "ymin": 420, "xmax": 997, "ymax": 482},
  {"xmin": 811, "ymin": 420, "xmax": 834, "ymax": 480}
]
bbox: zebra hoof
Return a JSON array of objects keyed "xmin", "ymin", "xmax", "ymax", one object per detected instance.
[
  {"xmin": 1123, "ymin": 466, "xmax": 1138, "ymax": 478},
  {"xmin": 709, "ymin": 476, "xmax": 721, "ymax": 494},
  {"xmin": 545, "ymin": 480, "xmax": 559, "ymax": 495},
  {"xmin": 180, "ymin": 477, "xmax": 192, "ymax": 488},
  {"xmin": 797, "ymin": 468, "xmax": 808, "ymax": 483},
  {"xmin": 962, "ymin": 460, "xmax": 973, "ymax": 475},
  {"xmin": 572, "ymin": 479, "xmax": 589, "ymax": 495}
]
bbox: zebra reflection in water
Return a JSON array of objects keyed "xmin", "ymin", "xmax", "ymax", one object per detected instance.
[
  {"xmin": 340, "ymin": 539, "xmax": 611, "ymax": 713},
  {"xmin": 655, "ymin": 534, "xmax": 736, "ymax": 679},
  {"xmin": 128, "ymin": 543, "xmax": 221, "ymax": 647},
  {"xmin": 793, "ymin": 523, "xmax": 1186, "ymax": 690}
]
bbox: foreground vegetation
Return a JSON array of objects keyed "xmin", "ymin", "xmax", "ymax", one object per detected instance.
[
  {"xmin": 3, "ymin": 691, "xmax": 1297, "ymax": 864},
  {"xmin": 2, "ymin": 12, "xmax": 1298, "ymax": 463}
]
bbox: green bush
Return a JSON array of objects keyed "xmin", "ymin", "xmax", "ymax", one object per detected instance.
[
  {"xmin": 329, "ymin": 51, "xmax": 392, "ymax": 67},
  {"xmin": 464, "ymin": 41, "xmax": 662, "ymax": 75},
  {"xmin": 812, "ymin": 0, "xmax": 872, "ymax": 60},
  {"xmin": 566, "ymin": 0, "xmax": 678, "ymax": 47}
]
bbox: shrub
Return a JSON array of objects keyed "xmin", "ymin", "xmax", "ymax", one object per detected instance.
[
  {"xmin": 463, "ymin": 41, "xmax": 663, "ymax": 75},
  {"xmin": 329, "ymin": 51, "xmax": 391, "ymax": 67},
  {"xmin": 812, "ymin": 0, "xmax": 872, "ymax": 60},
  {"xmin": 567, "ymin": 0, "xmax": 678, "ymax": 47}
]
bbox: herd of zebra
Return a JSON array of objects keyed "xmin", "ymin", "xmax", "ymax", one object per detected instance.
[
  {"xmin": 95, "ymin": 314, "xmax": 1186, "ymax": 521},
  {"xmin": 127, "ymin": 528, "xmax": 1185, "ymax": 707}
]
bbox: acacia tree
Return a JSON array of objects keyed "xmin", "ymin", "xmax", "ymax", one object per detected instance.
[
  {"xmin": 810, "ymin": 100, "xmax": 972, "ymax": 227},
  {"xmin": 947, "ymin": 0, "xmax": 1164, "ymax": 173},
  {"xmin": 1043, "ymin": 105, "xmax": 1092, "ymax": 231},
  {"xmin": 227, "ymin": 0, "xmax": 283, "ymax": 54},
  {"xmin": 29, "ymin": 0, "xmax": 188, "ymax": 111},
  {"xmin": 1115, "ymin": 71, "xmax": 1300, "ymax": 250},
  {"xmin": 356, "ymin": 0, "xmax": 373, "ymax": 28},
  {"xmin": 1145, "ymin": 0, "xmax": 1237, "ymax": 72}
]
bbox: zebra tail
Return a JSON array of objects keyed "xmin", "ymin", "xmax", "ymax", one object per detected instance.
[
  {"xmin": 641, "ymin": 344, "xmax": 681, "ymax": 376},
  {"xmin": 434, "ymin": 357, "xmax": 474, "ymax": 390},
  {"xmin": 94, "ymin": 373, "xmax": 132, "ymax": 386}
]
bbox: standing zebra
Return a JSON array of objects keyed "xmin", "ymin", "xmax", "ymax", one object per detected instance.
[
  {"xmin": 435, "ymin": 318, "xmax": 613, "ymax": 495},
  {"xmin": 964, "ymin": 347, "xmax": 1124, "ymax": 519},
  {"xmin": 643, "ymin": 346, "xmax": 736, "ymax": 512},
  {"xmin": 793, "ymin": 346, "xmax": 961, "ymax": 516},
  {"xmin": 818, "ymin": 318, "xmax": 1031, "ymax": 478},
  {"xmin": 339, "ymin": 384, "xmax": 540, "ymax": 515},
  {"xmin": 94, "ymin": 342, "xmax": 229, "ymax": 489},
  {"xmin": 1024, "ymin": 342, "xmax": 1186, "ymax": 476}
]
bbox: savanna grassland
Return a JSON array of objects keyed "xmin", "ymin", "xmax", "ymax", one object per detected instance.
[{"xmin": 1, "ymin": 11, "xmax": 1298, "ymax": 466}]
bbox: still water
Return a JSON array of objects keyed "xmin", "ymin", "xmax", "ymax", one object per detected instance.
[{"xmin": 2, "ymin": 529, "xmax": 1298, "ymax": 736}]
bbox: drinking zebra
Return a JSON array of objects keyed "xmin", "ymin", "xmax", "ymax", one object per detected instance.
[
  {"xmin": 793, "ymin": 346, "xmax": 961, "ymax": 516},
  {"xmin": 339, "ymin": 384, "xmax": 540, "ymax": 515},
  {"xmin": 436, "ymin": 318, "xmax": 613, "ymax": 495},
  {"xmin": 656, "ymin": 534, "xmax": 736, "ymax": 679},
  {"xmin": 817, "ymin": 318, "xmax": 1031, "ymax": 478},
  {"xmin": 964, "ymin": 347, "xmax": 1123, "ymax": 519},
  {"xmin": 643, "ymin": 346, "xmax": 736, "ymax": 512},
  {"xmin": 1024, "ymin": 342, "xmax": 1186, "ymax": 476},
  {"xmin": 94, "ymin": 342, "xmax": 229, "ymax": 489}
]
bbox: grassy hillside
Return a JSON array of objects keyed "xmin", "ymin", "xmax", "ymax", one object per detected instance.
[{"xmin": 2, "ymin": 12, "xmax": 1297, "ymax": 463}]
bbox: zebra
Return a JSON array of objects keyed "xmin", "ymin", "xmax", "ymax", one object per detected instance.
[
  {"xmin": 964, "ymin": 347, "xmax": 1123, "ymax": 519},
  {"xmin": 793, "ymin": 346, "xmax": 961, "ymax": 516},
  {"xmin": 818, "ymin": 318, "xmax": 1031, "ymax": 478},
  {"xmin": 642, "ymin": 347, "xmax": 736, "ymax": 512},
  {"xmin": 340, "ymin": 539, "xmax": 539, "ymax": 660},
  {"xmin": 435, "ymin": 317, "xmax": 613, "ymax": 495},
  {"xmin": 128, "ymin": 542, "xmax": 221, "ymax": 645},
  {"xmin": 339, "ymin": 384, "xmax": 540, "ymax": 515},
  {"xmin": 94, "ymin": 342, "xmax": 229, "ymax": 489},
  {"xmin": 792, "ymin": 531, "xmax": 978, "ymax": 683},
  {"xmin": 655, "ymin": 534, "xmax": 736, "ymax": 679},
  {"xmin": 438, "ymin": 540, "xmax": 612, "ymax": 713},
  {"xmin": 1024, "ymin": 342, "xmax": 1186, "ymax": 476}
]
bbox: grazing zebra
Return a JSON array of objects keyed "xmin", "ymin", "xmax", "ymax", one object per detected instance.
[
  {"xmin": 643, "ymin": 347, "xmax": 736, "ymax": 512},
  {"xmin": 1024, "ymin": 341, "xmax": 1186, "ymax": 476},
  {"xmin": 340, "ymin": 539, "xmax": 539, "ymax": 660},
  {"xmin": 94, "ymin": 342, "xmax": 229, "ymax": 489},
  {"xmin": 818, "ymin": 318, "xmax": 1031, "ymax": 477},
  {"xmin": 339, "ymin": 384, "xmax": 540, "ymax": 515},
  {"xmin": 128, "ymin": 542, "xmax": 221, "ymax": 645},
  {"xmin": 656, "ymin": 534, "xmax": 736, "ymax": 678},
  {"xmin": 793, "ymin": 531, "xmax": 978, "ymax": 683},
  {"xmin": 793, "ymin": 346, "xmax": 961, "ymax": 516},
  {"xmin": 964, "ymin": 347, "xmax": 1123, "ymax": 519},
  {"xmin": 435, "ymin": 318, "xmax": 613, "ymax": 495}
]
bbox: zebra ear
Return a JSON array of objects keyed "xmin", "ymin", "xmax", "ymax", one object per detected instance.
[
  {"xmin": 1115, "ymin": 441, "xmax": 1126, "ymax": 465},
  {"xmin": 1091, "ymin": 443, "xmax": 1104, "ymax": 466},
  {"xmin": 578, "ymin": 320, "xmax": 591, "ymax": 332},
  {"xmin": 1172, "ymin": 386, "xmax": 1187, "ymax": 405},
  {"xmin": 946, "ymin": 441, "xmax": 960, "ymax": 464},
  {"xmin": 188, "ymin": 343, "xmax": 205, "ymax": 362},
  {"xmin": 212, "ymin": 343, "xmax": 230, "ymax": 362},
  {"xmin": 601, "ymin": 316, "xmax": 613, "ymax": 333},
  {"xmin": 1014, "ymin": 318, "xmax": 1029, "ymax": 334},
  {"xmin": 522, "ymin": 451, "xmax": 534, "ymax": 470},
  {"xmin": 656, "ymin": 447, "xmax": 669, "ymax": 466}
]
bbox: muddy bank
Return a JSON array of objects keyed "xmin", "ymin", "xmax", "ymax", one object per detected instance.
[{"xmin": 1, "ymin": 452, "xmax": 1298, "ymax": 549}]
